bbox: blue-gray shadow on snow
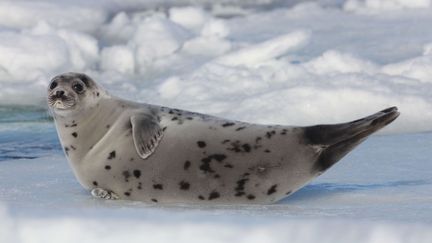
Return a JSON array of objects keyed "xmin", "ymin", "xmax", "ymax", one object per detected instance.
[{"xmin": 280, "ymin": 180, "xmax": 430, "ymax": 203}]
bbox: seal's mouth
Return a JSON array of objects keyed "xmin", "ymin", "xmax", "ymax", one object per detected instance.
[{"xmin": 48, "ymin": 94, "xmax": 76, "ymax": 110}]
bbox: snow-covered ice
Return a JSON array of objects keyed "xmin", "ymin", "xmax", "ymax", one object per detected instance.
[{"xmin": 0, "ymin": 0, "xmax": 432, "ymax": 242}]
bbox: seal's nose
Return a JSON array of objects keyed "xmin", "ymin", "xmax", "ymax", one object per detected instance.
[{"xmin": 55, "ymin": 90, "xmax": 65, "ymax": 98}]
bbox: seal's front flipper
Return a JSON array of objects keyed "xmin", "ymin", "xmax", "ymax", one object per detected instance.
[
  {"xmin": 131, "ymin": 114, "xmax": 163, "ymax": 159},
  {"xmin": 304, "ymin": 107, "xmax": 400, "ymax": 173},
  {"xmin": 91, "ymin": 188, "xmax": 119, "ymax": 200}
]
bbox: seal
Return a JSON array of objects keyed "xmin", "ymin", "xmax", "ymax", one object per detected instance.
[{"xmin": 47, "ymin": 72, "xmax": 400, "ymax": 204}]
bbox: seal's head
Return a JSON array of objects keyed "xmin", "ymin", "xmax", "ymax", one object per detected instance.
[{"xmin": 47, "ymin": 72, "xmax": 104, "ymax": 117}]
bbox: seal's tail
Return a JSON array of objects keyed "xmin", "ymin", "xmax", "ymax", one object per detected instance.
[{"xmin": 303, "ymin": 107, "xmax": 400, "ymax": 173}]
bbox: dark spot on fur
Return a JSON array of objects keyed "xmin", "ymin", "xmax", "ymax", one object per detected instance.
[
  {"xmin": 222, "ymin": 122, "xmax": 235, "ymax": 127},
  {"xmin": 171, "ymin": 117, "xmax": 178, "ymax": 121},
  {"xmin": 224, "ymin": 164, "xmax": 233, "ymax": 168},
  {"xmin": 214, "ymin": 174, "xmax": 220, "ymax": 179},
  {"xmin": 162, "ymin": 127, "xmax": 167, "ymax": 131},
  {"xmin": 266, "ymin": 130, "xmax": 276, "ymax": 139},
  {"xmin": 65, "ymin": 123, "xmax": 78, "ymax": 128},
  {"xmin": 264, "ymin": 149, "xmax": 271, "ymax": 153},
  {"xmin": 179, "ymin": 181, "xmax": 190, "ymax": 190},
  {"xmin": 197, "ymin": 141, "xmax": 206, "ymax": 148},
  {"xmin": 96, "ymin": 92, "xmax": 100, "ymax": 97},
  {"xmin": 92, "ymin": 181, "xmax": 98, "ymax": 186},
  {"xmin": 198, "ymin": 195, "xmax": 205, "ymax": 200},
  {"xmin": 168, "ymin": 110, "xmax": 174, "ymax": 114},
  {"xmin": 236, "ymin": 126, "xmax": 246, "ymax": 131},
  {"xmin": 70, "ymin": 145, "xmax": 76, "ymax": 150},
  {"xmin": 199, "ymin": 160, "xmax": 214, "ymax": 173},
  {"xmin": 130, "ymin": 158, "xmax": 134, "ymax": 162},
  {"xmin": 133, "ymin": 170, "xmax": 141, "ymax": 178},
  {"xmin": 108, "ymin": 151, "xmax": 116, "ymax": 159},
  {"xmin": 184, "ymin": 161, "xmax": 191, "ymax": 170},
  {"xmin": 266, "ymin": 132, "xmax": 272, "ymax": 139},
  {"xmin": 286, "ymin": 191, "xmax": 292, "ymax": 195},
  {"xmin": 222, "ymin": 139, "xmax": 230, "ymax": 144},
  {"xmin": 71, "ymin": 132, "xmax": 77, "ymax": 138},
  {"xmin": 267, "ymin": 184, "xmax": 278, "ymax": 195},
  {"xmin": 242, "ymin": 144, "xmax": 251, "ymax": 152},
  {"xmin": 122, "ymin": 170, "xmax": 131, "ymax": 182},
  {"xmin": 64, "ymin": 147, "xmax": 69, "ymax": 156},
  {"xmin": 199, "ymin": 154, "xmax": 227, "ymax": 173},
  {"xmin": 212, "ymin": 154, "xmax": 227, "ymax": 162},
  {"xmin": 124, "ymin": 192, "xmax": 131, "ymax": 196},
  {"xmin": 236, "ymin": 178, "xmax": 248, "ymax": 190},
  {"xmin": 235, "ymin": 178, "xmax": 249, "ymax": 196},
  {"xmin": 227, "ymin": 141, "xmax": 251, "ymax": 153},
  {"xmin": 105, "ymin": 165, "xmax": 111, "ymax": 170},
  {"xmin": 137, "ymin": 182, "xmax": 142, "ymax": 190},
  {"xmin": 227, "ymin": 140, "xmax": 242, "ymax": 152},
  {"xmin": 153, "ymin": 184, "xmax": 163, "ymax": 190},
  {"xmin": 151, "ymin": 198, "xmax": 158, "ymax": 202},
  {"xmin": 208, "ymin": 191, "xmax": 220, "ymax": 200},
  {"xmin": 247, "ymin": 194, "xmax": 256, "ymax": 200},
  {"xmin": 106, "ymin": 124, "xmax": 111, "ymax": 129},
  {"xmin": 281, "ymin": 129, "xmax": 288, "ymax": 135}
]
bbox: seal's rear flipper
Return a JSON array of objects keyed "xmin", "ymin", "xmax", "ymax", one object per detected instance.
[{"xmin": 303, "ymin": 107, "xmax": 400, "ymax": 173}]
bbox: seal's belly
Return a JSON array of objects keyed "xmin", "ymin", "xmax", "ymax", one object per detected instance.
[{"xmin": 79, "ymin": 118, "xmax": 317, "ymax": 204}]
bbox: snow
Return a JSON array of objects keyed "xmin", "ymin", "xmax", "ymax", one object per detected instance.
[
  {"xmin": 344, "ymin": 0, "xmax": 432, "ymax": 12},
  {"xmin": 1, "ymin": 0, "xmax": 432, "ymax": 241},
  {"xmin": 169, "ymin": 7, "xmax": 211, "ymax": 33},
  {"xmin": 100, "ymin": 45, "xmax": 136, "ymax": 74},
  {"xmin": 214, "ymin": 31, "xmax": 310, "ymax": 66},
  {"xmin": 0, "ymin": 1, "xmax": 107, "ymax": 32},
  {"xmin": 0, "ymin": 1, "xmax": 431, "ymax": 132}
]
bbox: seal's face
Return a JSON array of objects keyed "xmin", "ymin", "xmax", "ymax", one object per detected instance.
[{"xmin": 48, "ymin": 72, "xmax": 100, "ymax": 116}]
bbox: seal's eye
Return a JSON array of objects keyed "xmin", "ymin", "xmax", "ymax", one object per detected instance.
[
  {"xmin": 50, "ymin": 81, "xmax": 57, "ymax": 90},
  {"xmin": 72, "ymin": 83, "xmax": 84, "ymax": 93}
]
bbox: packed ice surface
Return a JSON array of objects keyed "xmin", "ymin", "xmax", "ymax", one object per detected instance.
[
  {"xmin": 0, "ymin": 0, "xmax": 432, "ymax": 242},
  {"xmin": 1, "ymin": 117, "xmax": 431, "ymax": 242}
]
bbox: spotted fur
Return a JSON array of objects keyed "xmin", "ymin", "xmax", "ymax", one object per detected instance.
[{"xmin": 48, "ymin": 72, "xmax": 399, "ymax": 205}]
